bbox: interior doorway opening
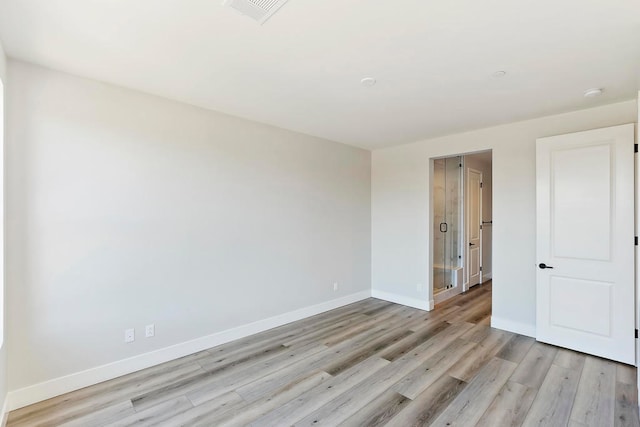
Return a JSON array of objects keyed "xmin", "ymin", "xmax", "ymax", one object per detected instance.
[{"xmin": 432, "ymin": 150, "xmax": 493, "ymax": 304}]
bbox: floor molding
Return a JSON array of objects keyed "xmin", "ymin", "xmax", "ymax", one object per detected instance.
[
  {"xmin": 371, "ymin": 289, "xmax": 432, "ymax": 311},
  {"xmin": 1, "ymin": 394, "xmax": 8, "ymax": 427},
  {"xmin": 7, "ymin": 290, "xmax": 372, "ymax": 411},
  {"xmin": 434, "ymin": 286, "xmax": 463, "ymax": 305},
  {"xmin": 491, "ymin": 315, "xmax": 536, "ymax": 338},
  {"xmin": 12, "ymin": 284, "xmax": 635, "ymax": 426}
]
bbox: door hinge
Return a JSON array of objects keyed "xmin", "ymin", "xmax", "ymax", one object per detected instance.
[
  {"xmin": 480, "ymin": 182, "xmax": 483, "ymax": 188},
  {"xmin": 635, "ymin": 329, "xmax": 638, "ymax": 339},
  {"xmin": 635, "ymin": 144, "xmax": 638, "ymax": 153},
  {"xmin": 636, "ymin": 236, "xmax": 638, "ymax": 246},
  {"xmin": 480, "ymin": 266, "xmax": 483, "ymax": 271}
]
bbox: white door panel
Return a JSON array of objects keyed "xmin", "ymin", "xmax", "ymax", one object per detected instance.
[
  {"xmin": 536, "ymin": 123, "xmax": 635, "ymax": 364},
  {"xmin": 552, "ymin": 144, "xmax": 611, "ymax": 261},
  {"xmin": 467, "ymin": 169, "xmax": 482, "ymax": 287},
  {"xmin": 549, "ymin": 277, "xmax": 612, "ymax": 337}
]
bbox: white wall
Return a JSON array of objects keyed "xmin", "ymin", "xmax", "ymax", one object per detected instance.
[
  {"xmin": 372, "ymin": 100, "xmax": 637, "ymax": 336},
  {"xmin": 5, "ymin": 61, "xmax": 371, "ymax": 396},
  {"xmin": 0, "ymin": 38, "xmax": 7, "ymax": 422}
]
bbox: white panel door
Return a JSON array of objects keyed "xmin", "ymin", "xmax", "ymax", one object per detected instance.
[
  {"xmin": 536, "ymin": 123, "xmax": 635, "ymax": 364},
  {"xmin": 467, "ymin": 169, "xmax": 482, "ymax": 288}
]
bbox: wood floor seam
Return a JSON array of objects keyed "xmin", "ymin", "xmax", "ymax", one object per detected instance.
[{"xmin": 7, "ymin": 281, "xmax": 639, "ymax": 427}]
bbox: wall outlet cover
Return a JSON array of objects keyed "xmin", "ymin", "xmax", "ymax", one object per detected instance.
[
  {"xmin": 125, "ymin": 328, "xmax": 135, "ymax": 343},
  {"xmin": 145, "ymin": 324, "xmax": 155, "ymax": 338}
]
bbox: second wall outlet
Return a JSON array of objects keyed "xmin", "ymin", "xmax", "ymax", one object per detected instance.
[
  {"xmin": 125, "ymin": 328, "xmax": 135, "ymax": 343},
  {"xmin": 145, "ymin": 324, "xmax": 155, "ymax": 338}
]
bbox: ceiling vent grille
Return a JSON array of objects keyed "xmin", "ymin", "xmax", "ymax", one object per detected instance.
[{"xmin": 223, "ymin": 0, "xmax": 290, "ymax": 24}]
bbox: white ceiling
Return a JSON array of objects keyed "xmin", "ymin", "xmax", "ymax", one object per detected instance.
[{"xmin": 0, "ymin": 0, "xmax": 639, "ymax": 149}]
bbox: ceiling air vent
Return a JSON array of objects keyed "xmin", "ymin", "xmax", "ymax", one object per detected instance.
[{"xmin": 223, "ymin": 0, "xmax": 290, "ymax": 24}]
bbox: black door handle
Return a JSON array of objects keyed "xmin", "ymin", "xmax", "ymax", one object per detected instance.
[
  {"xmin": 538, "ymin": 263, "xmax": 554, "ymax": 269},
  {"xmin": 469, "ymin": 243, "xmax": 476, "ymax": 246}
]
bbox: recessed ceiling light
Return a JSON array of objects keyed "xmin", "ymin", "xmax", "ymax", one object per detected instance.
[
  {"xmin": 584, "ymin": 88, "xmax": 603, "ymax": 98},
  {"xmin": 492, "ymin": 71, "xmax": 507, "ymax": 78},
  {"xmin": 360, "ymin": 77, "xmax": 377, "ymax": 87}
]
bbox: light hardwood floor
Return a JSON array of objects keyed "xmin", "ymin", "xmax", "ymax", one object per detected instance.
[{"xmin": 7, "ymin": 282, "xmax": 640, "ymax": 426}]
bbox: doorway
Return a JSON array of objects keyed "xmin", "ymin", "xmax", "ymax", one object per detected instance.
[{"xmin": 432, "ymin": 151, "xmax": 492, "ymax": 304}]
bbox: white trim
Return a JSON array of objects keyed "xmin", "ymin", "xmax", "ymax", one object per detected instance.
[
  {"xmin": 491, "ymin": 316, "xmax": 536, "ymax": 338},
  {"xmin": 466, "ymin": 167, "xmax": 483, "ymax": 288},
  {"xmin": 482, "ymin": 272, "xmax": 492, "ymax": 281},
  {"xmin": 636, "ymin": 94, "xmax": 639, "ymax": 409},
  {"xmin": 634, "ymin": 101, "xmax": 640, "ymax": 408},
  {"xmin": 1, "ymin": 394, "xmax": 8, "ymax": 427},
  {"xmin": 371, "ymin": 289, "xmax": 432, "ymax": 311},
  {"xmin": 433, "ymin": 285, "xmax": 463, "ymax": 305},
  {"xmin": 7, "ymin": 290, "xmax": 371, "ymax": 411}
]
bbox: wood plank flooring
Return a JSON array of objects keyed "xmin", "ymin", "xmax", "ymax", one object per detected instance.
[{"xmin": 7, "ymin": 282, "xmax": 640, "ymax": 426}]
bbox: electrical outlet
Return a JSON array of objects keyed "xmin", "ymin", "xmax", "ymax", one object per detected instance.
[
  {"xmin": 125, "ymin": 328, "xmax": 135, "ymax": 343},
  {"xmin": 333, "ymin": 282, "xmax": 338, "ymax": 291},
  {"xmin": 145, "ymin": 324, "xmax": 155, "ymax": 338}
]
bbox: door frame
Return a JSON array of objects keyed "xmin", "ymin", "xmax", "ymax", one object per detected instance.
[{"xmin": 635, "ymin": 100, "xmax": 639, "ymax": 390}]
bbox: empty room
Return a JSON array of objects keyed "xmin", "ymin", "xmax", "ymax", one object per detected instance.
[{"xmin": 0, "ymin": 0, "xmax": 639, "ymax": 426}]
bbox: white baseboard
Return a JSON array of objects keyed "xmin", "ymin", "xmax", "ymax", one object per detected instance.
[
  {"xmin": 434, "ymin": 286, "xmax": 463, "ymax": 305},
  {"xmin": 7, "ymin": 290, "xmax": 371, "ymax": 411},
  {"xmin": 371, "ymin": 290, "xmax": 432, "ymax": 311},
  {"xmin": 491, "ymin": 316, "xmax": 536, "ymax": 338},
  {"xmin": 482, "ymin": 272, "xmax": 492, "ymax": 281},
  {"xmin": 1, "ymin": 394, "xmax": 8, "ymax": 427}
]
